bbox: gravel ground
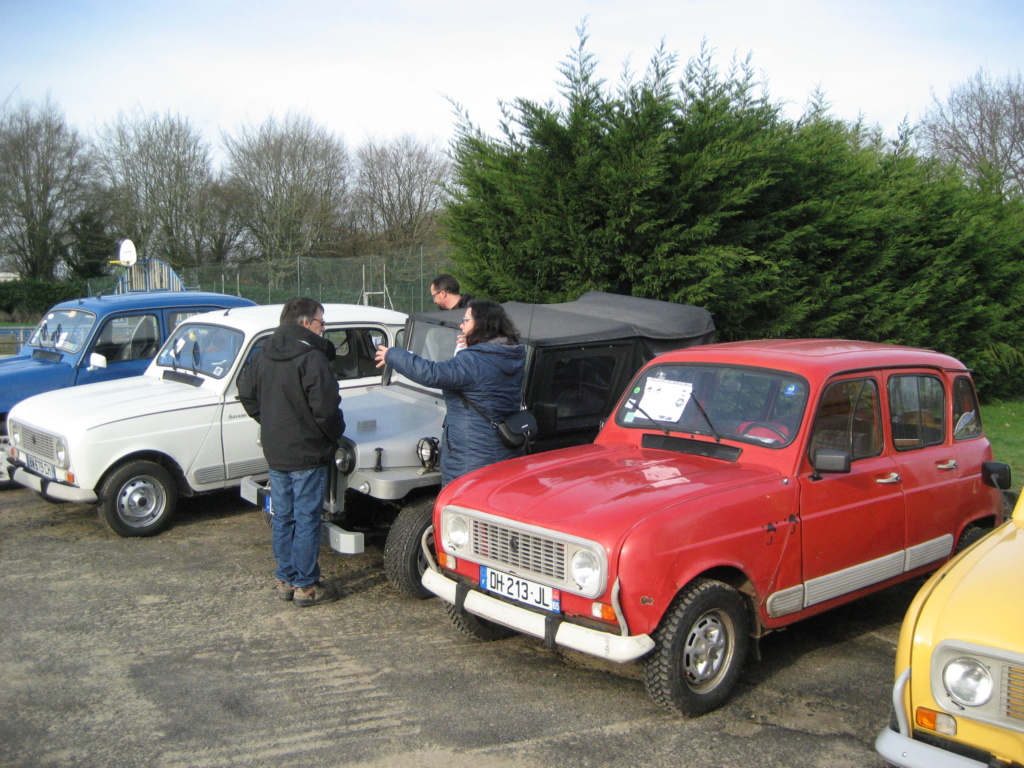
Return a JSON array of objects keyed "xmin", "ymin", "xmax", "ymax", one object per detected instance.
[{"xmin": 0, "ymin": 484, "xmax": 907, "ymax": 768}]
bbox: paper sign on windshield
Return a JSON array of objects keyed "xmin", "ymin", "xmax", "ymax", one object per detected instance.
[{"xmin": 638, "ymin": 377, "xmax": 693, "ymax": 422}]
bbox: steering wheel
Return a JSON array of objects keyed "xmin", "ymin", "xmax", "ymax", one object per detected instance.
[{"xmin": 739, "ymin": 422, "xmax": 788, "ymax": 441}]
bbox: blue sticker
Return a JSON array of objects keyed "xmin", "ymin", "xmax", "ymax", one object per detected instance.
[{"xmin": 783, "ymin": 384, "xmax": 799, "ymax": 398}]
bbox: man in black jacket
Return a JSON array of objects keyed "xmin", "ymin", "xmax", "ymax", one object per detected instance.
[{"xmin": 238, "ymin": 297, "xmax": 345, "ymax": 607}]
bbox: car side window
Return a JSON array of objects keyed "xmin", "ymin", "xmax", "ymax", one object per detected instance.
[
  {"xmin": 952, "ymin": 376, "xmax": 983, "ymax": 440},
  {"xmin": 168, "ymin": 310, "xmax": 201, "ymax": 332},
  {"xmin": 325, "ymin": 327, "xmax": 383, "ymax": 380},
  {"xmin": 92, "ymin": 313, "xmax": 160, "ymax": 363},
  {"xmin": 888, "ymin": 374, "xmax": 945, "ymax": 450},
  {"xmin": 545, "ymin": 354, "xmax": 619, "ymax": 420},
  {"xmin": 809, "ymin": 379, "xmax": 881, "ymax": 462}
]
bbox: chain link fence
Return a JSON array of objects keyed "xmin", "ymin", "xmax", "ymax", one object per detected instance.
[{"xmin": 86, "ymin": 246, "xmax": 455, "ymax": 316}]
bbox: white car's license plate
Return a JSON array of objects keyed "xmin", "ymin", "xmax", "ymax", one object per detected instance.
[
  {"xmin": 27, "ymin": 455, "xmax": 56, "ymax": 480},
  {"xmin": 480, "ymin": 566, "xmax": 561, "ymax": 613}
]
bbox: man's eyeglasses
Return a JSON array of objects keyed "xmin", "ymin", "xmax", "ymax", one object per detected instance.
[{"xmin": 431, "ymin": 290, "xmax": 444, "ymax": 298}]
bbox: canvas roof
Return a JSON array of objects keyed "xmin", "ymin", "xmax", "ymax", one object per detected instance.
[{"xmin": 411, "ymin": 291, "xmax": 715, "ymax": 348}]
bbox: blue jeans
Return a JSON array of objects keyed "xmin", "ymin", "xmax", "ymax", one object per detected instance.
[{"xmin": 269, "ymin": 466, "xmax": 327, "ymax": 589}]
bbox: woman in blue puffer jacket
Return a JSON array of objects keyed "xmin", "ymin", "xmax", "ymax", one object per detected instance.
[{"xmin": 375, "ymin": 299, "xmax": 525, "ymax": 486}]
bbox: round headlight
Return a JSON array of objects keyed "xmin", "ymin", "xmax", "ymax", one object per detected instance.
[
  {"xmin": 417, "ymin": 437, "xmax": 439, "ymax": 469},
  {"xmin": 54, "ymin": 438, "xmax": 67, "ymax": 467},
  {"xmin": 447, "ymin": 515, "xmax": 469, "ymax": 549},
  {"xmin": 334, "ymin": 441, "xmax": 356, "ymax": 475},
  {"xmin": 943, "ymin": 657, "xmax": 994, "ymax": 707},
  {"xmin": 570, "ymin": 549, "xmax": 601, "ymax": 591}
]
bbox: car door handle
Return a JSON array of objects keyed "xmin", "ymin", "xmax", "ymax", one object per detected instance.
[
  {"xmin": 936, "ymin": 460, "xmax": 958, "ymax": 471},
  {"xmin": 876, "ymin": 472, "xmax": 901, "ymax": 484}
]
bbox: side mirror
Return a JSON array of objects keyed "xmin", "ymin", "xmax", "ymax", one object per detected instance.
[
  {"xmin": 981, "ymin": 461, "xmax": 1011, "ymax": 490},
  {"xmin": 810, "ymin": 449, "xmax": 851, "ymax": 480},
  {"xmin": 87, "ymin": 352, "xmax": 107, "ymax": 371}
]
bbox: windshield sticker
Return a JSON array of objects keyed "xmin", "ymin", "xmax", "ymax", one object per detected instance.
[
  {"xmin": 638, "ymin": 378, "xmax": 693, "ymax": 422},
  {"xmin": 783, "ymin": 383, "xmax": 800, "ymax": 398}
]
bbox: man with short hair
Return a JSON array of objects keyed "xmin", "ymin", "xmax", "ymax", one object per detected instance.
[
  {"xmin": 430, "ymin": 273, "xmax": 473, "ymax": 310},
  {"xmin": 238, "ymin": 297, "xmax": 344, "ymax": 607}
]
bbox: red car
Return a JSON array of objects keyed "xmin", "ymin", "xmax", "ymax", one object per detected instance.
[{"xmin": 421, "ymin": 339, "xmax": 1010, "ymax": 716}]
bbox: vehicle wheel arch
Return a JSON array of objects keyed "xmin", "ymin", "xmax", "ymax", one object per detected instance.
[
  {"xmin": 97, "ymin": 450, "xmax": 192, "ymax": 499},
  {"xmin": 661, "ymin": 564, "xmax": 761, "ymax": 638}
]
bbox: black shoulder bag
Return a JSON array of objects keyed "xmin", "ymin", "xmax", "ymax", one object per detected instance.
[{"xmin": 459, "ymin": 394, "xmax": 537, "ymax": 450}]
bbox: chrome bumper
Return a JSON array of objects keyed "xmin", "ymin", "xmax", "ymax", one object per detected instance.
[
  {"xmin": 875, "ymin": 667, "xmax": 988, "ymax": 768},
  {"xmin": 421, "ymin": 567, "xmax": 655, "ymax": 664},
  {"xmin": 11, "ymin": 466, "xmax": 98, "ymax": 503}
]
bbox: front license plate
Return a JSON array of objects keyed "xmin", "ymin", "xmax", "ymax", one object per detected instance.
[
  {"xmin": 480, "ymin": 566, "xmax": 561, "ymax": 613},
  {"xmin": 27, "ymin": 455, "xmax": 56, "ymax": 480}
]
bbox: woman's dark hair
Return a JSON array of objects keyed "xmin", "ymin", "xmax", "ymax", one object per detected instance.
[{"xmin": 465, "ymin": 299, "xmax": 520, "ymax": 346}]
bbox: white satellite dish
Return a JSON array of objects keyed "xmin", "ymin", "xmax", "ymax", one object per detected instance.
[{"xmin": 117, "ymin": 239, "xmax": 138, "ymax": 267}]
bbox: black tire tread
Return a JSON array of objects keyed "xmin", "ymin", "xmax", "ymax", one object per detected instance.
[
  {"xmin": 383, "ymin": 496, "xmax": 436, "ymax": 599},
  {"xmin": 442, "ymin": 599, "xmax": 516, "ymax": 641},
  {"xmin": 642, "ymin": 577, "xmax": 749, "ymax": 716}
]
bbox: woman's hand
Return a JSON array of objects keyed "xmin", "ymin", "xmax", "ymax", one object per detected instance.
[{"xmin": 374, "ymin": 344, "xmax": 390, "ymax": 368}]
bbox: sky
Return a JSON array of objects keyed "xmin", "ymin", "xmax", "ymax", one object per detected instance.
[{"xmin": 2, "ymin": 0, "xmax": 1023, "ymax": 165}]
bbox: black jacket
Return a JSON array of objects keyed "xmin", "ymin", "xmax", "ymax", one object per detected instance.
[{"xmin": 238, "ymin": 323, "xmax": 344, "ymax": 472}]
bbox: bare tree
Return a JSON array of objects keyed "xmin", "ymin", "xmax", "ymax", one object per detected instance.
[
  {"xmin": 353, "ymin": 135, "xmax": 451, "ymax": 248},
  {"xmin": 919, "ymin": 69, "xmax": 1024, "ymax": 198},
  {"xmin": 222, "ymin": 113, "xmax": 351, "ymax": 266},
  {"xmin": 97, "ymin": 109, "xmax": 214, "ymax": 267},
  {"xmin": 0, "ymin": 96, "xmax": 96, "ymax": 279}
]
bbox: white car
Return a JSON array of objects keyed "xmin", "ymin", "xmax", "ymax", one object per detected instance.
[{"xmin": 5, "ymin": 303, "xmax": 406, "ymax": 537}]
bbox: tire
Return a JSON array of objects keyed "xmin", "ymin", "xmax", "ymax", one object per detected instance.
[
  {"xmin": 383, "ymin": 496, "xmax": 437, "ymax": 599},
  {"xmin": 955, "ymin": 523, "xmax": 988, "ymax": 554},
  {"xmin": 98, "ymin": 460, "xmax": 177, "ymax": 537},
  {"xmin": 642, "ymin": 577, "xmax": 750, "ymax": 717},
  {"xmin": 442, "ymin": 598, "xmax": 516, "ymax": 642}
]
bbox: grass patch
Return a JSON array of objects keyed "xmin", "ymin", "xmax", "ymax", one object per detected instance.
[{"xmin": 983, "ymin": 399, "xmax": 1024, "ymax": 497}]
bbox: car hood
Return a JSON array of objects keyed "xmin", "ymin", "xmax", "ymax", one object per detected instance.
[
  {"xmin": 9, "ymin": 373, "xmax": 219, "ymax": 434},
  {"xmin": 916, "ymin": 517, "xmax": 1024, "ymax": 650},
  {"xmin": 444, "ymin": 441, "xmax": 780, "ymax": 529},
  {"xmin": 342, "ymin": 384, "xmax": 445, "ymax": 461},
  {"xmin": 0, "ymin": 354, "xmax": 74, "ymax": 411}
]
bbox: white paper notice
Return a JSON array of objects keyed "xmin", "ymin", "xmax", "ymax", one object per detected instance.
[{"xmin": 637, "ymin": 378, "xmax": 693, "ymax": 422}]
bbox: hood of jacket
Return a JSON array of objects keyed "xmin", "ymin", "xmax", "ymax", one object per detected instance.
[
  {"xmin": 465, "ymin": 337, "xmax": 524, "ymax": 373},
  {"xmin": 261, "ymin": 322, "xmax": 337, "ymax": 362}
]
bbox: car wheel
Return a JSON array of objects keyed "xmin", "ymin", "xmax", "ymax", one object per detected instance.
[
  {"xmin": 383, "ymin": 496, "xmax": 437, "ymax": 599},
  {"xmin": 642, "ymin": 577, "xmax": 749, "ymax": 716},
  {"xmin": 955, "ymin": 523, "xmax": 988, "ymax": 554},
  {"xmin": 442, "ymin": 599, "xmax": 516, "ymax": 642},
  {"xmin": 98, "ymin": 460, "xmax": 177, "ymax": 537}
]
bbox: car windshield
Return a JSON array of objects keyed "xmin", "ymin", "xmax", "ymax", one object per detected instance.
[
  {"xmin": 616, "ymin": 363, "xmax": 809, "ymax": 447},
  {"xmin": 156, "ymin": 323, "xmax": 243, "ymax": 380},
  {"xmin": 390, "ymin": 320, "xmax": 459, "ymax": 387},
  {"xmin": 27, "ymin": 309, "xmax": 97, "ymax": 354}
]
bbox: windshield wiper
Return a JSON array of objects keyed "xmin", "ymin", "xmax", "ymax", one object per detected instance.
[
  {"xmin": 634, "ymin": 404, "xmax": 672, "ymax": 436},
  {"xmin": 688, "ymin": 397, "xmax": 722, "ymax": 443}
]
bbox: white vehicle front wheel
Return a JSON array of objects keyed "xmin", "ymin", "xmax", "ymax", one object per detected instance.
[{"xmin": 98, "ymin": 460, "xmax": 178, "ymax": 537}]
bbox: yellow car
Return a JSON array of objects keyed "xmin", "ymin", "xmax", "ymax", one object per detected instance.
[{"xmin": 876, "ymin": 489, "xmax": 1024, "ymax": 767}]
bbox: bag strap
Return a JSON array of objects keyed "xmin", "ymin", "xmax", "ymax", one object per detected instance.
[{"xmin": 458, "ymin": 393, "xmax": 500, "ymax": 426}]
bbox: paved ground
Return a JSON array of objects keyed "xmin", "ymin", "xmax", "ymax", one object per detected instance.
[{"xmin": 0, "ymin": 484, "xmax": 908, "ymax": 768}]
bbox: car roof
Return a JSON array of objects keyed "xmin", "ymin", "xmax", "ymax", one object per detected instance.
[
  {"xmin": 411, "ymin": 291, "xmax": 716, "ymax": 348},
  {"xmin": 182, "ymin": 303, "xmax": 408, "ymax": 332},
  {"xmin": 656, "ymin": 338, "xmax": 970, "ymax": 380},
  {"xmin": 50, "ymin": 291, "xmax": 255, "ymax": 313}
]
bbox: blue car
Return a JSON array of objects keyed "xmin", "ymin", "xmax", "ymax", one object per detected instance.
[{"xmin": 0, "ymin": 290, "xmax": 255, "ymax": 482}]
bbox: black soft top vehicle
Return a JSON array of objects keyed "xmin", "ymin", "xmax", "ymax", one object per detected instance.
[{"xmin": 242, "ymin": 291, "xmax": 715, "ymax": 597}]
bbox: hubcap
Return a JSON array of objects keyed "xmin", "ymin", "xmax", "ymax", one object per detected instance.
[
  {"xmin": 683, "ymin": 609, "xmax": 734, "ymax": 691},
  {"xmin": 116, "ymin": 476, "xmax": 166, "ymax": 527}
]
